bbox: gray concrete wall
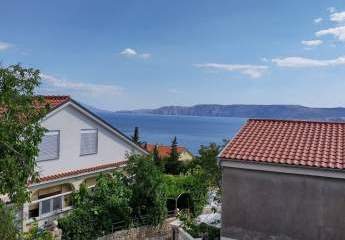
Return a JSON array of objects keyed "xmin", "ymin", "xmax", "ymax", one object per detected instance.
[{"xmin": 222, "ymin": 167, "xmax": 345, "ymax": 240}]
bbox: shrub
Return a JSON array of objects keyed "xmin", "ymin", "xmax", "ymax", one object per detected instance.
[
  {"xmin": 179, "ymin": 211, "xmax": 220, "ymax": 240},
  {"xmin": 0, "ymin": 203, "xmax": 18, "ymax": 240},
  {"xmin": 23, "ymin": 222, "xmax": 53, "ymax": 240},
  {"xmin": 194, "ymin": 143, "xmax": 221, "ymax": 188},
  {"xmin": 163, "ymin": 166, "xmax": 208, "ymax": 217},
  {"xmin": 58, "ymin": 172, "xmax": 132, "ymax": 240},
  {"xmin": 126, "ymin": 154, "xmax": 167, "ymax": 225}
]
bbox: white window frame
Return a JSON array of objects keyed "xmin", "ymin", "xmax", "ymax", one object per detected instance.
[
  {"xmin": 37, "ymin": 130, "xmax": 60, "ymax": 161},
  {"xmin": 80, "ymin": 129, "xmax": 98, "ymax": 156}
]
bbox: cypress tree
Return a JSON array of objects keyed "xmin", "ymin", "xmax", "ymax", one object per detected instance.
[
  {"xmin": 131, "ymin": 126, "xmax": 140, "ymax": 144},
  {"xmin": 170, "ymin": 136, "xmax": 179, "ymax": 162}
]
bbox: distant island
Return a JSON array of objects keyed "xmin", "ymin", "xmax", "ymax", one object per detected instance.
[{"xmin": 116, "ymin": 104, "xmax": 345, "ymax": 120}]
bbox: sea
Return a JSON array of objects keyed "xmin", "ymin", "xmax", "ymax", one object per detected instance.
[{"xmin": 98, "ymin": 112, "xmax": 247, "ymax": 154}]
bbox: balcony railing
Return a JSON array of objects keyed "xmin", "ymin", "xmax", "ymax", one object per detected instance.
[{"xmin": 28, "ymin": 191, "xmax": 73, "ymax": 221}]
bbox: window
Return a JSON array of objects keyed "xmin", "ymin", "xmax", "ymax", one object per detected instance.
[
  {"xmin": 37, "ymin": 131, "xmax": 60, "ymax": 161},
  {"xmin": 80, "ymin": 129, "xmax": 98, "ymax": 155}
]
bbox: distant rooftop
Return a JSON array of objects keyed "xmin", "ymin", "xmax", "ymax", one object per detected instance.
[
  {"xmin": 143, "ymin": 143, "xmax": 191, "ymax": 159},
  {"xmin": 39, "ymin": 95, "xmax": 70, "ymax": 110},
  {"xmin": 220, "ymin": 119, "xmax": 345, "ymax": 170}
]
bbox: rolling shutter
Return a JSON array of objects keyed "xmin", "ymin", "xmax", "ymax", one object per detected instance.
[
  {"xmin": 80, "ymin": 129, "xmax": 98, "ymax": 155},
  {"xmin": 37, "ymin": 131, "xmax": 60, "ymax": 161}
]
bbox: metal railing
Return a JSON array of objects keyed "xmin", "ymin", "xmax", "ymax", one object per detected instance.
[
  {"xmin": 111, "ymin": 210, "xmax": 177, "ymax": 233},
  {"xmin": 28, "ymin": 191, "xmax": 73, "ymax": 220}
]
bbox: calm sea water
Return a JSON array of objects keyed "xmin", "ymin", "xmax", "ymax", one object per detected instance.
[{"xmin": 98, "ymin": 113, "xmax": 246, "ymax": 154}]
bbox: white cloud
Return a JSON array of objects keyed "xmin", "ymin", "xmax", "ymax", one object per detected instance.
[
  {"xmin": 330, "ymin": 11, "xmax": 345, "ymax": 23},
  {"xmin": 40, "ymin": 74, "xmax": 123, "ymax": 97},
  {"xmin": 316, "ymin": 26, "xmax": 345, "ymax": 41},
  {"xmin": 194, "ymin": 63, "xmax": 268, "ymax": 78},
  {"xmin": 301, "ymin": 39, "xmax": 323, "ymax": 46},
  {"xmin": 120, "ymin": 48, "xmax": 137, "ymax": 57},
  {"xmin": 314, "ymin": 17, "xmax": 323, "ymax": 24},
  {"xmin": 327, "ymin": 7, "xmax": 336, "ymax": 13},
  {"xmin": 119, "ymin": 48, "xmax": 151, "ymax": 59},
  {"xmin": 272, "ymin": 56, "xmax": 345, "ymax": 68},
  {"xmin": 0, "ymin": 41, "xmax": 13, "ymax": 51}
]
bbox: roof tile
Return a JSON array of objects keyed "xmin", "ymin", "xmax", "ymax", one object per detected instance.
[{"xmin": 220, "ymin": 119, "xmax": 345, "ymax": 170}]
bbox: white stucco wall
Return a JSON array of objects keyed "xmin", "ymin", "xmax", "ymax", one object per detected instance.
[{"xmin": 37, "ymin": 104, "xmax": 139, "ymax": 177}]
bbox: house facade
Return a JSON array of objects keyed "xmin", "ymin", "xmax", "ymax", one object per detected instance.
[
  {"xmin": 21, "ymin": 96, "xmax": 147, "ymax": 231},
  {"xmin": 219, "ymin": 119, "xmax": 345, "ymax": 240}
]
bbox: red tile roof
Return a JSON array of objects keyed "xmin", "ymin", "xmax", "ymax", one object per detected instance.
[
  {"xmin": 0, "ymin": 96, "xmax": 70, "ymax": 117},
  {"xmin": 43, "ymin": 95, "xmax": 70, "ymax": 109},
  {"xmin": 220, "ymin": 119, "xmax": 345, "ymax": 170},
  {"xmin": 143, "ymin": 143, "xmax": 191, "ymax": 159},
  {"xmin": 32, "ymin": 161, "xmax": 127, "ymax": 184},
  {"xmin": 37, "ymin": 95, "xmax": 70, "ymax": 111}
]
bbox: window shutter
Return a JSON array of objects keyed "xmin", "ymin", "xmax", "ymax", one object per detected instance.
[
  {"xmin": 80, "ymin": 129, "xmax": 98, "ymax": 155},
  {"xmin": 37, "ymin": 131, "xmax": 59, "ymax": 161}
]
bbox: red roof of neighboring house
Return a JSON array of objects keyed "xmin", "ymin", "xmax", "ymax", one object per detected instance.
[
  {"xmin": 32, "ymin": 161, "xmax": 127, "ymax": 184},
  {"xmin": 143, "ymin": 143, "xmax": 191, "ymax": 159},
  {"xmin": 42, "ymin": 95, "xmax": 70, "ymax": 110},
  {"xmin": 0, "ymin": 95, "xmax": 70, "ymax": 116},
  {"xmin": 220, "ymin": 119, "xmax": 345, "ymax": 170}
]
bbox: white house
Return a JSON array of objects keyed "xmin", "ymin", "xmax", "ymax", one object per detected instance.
[{"xmin": 21, "ymin": 96, "xmax": 147, "ymax": 231}]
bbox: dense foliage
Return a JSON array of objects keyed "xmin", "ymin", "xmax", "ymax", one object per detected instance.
[
  {"xmin": 126, "ymin": 154, "xmax": 167, "ymax": 225},
  {"xmin": 58, "ymin": 172, "xmax": 132, "ymax": 240},
  {"xmin": 163, "ymin": 166, "xmax": 208, "ymax": 217},
  {"xmin": 59, "ymin": 154, "xmax": 167, "ymax": 239},
  {"xmin": 152, "ymin": 145, "xmax": 162, "ymax": 168},
  {"xmin": 0, "ymin": 203, "xmax": 53, "ymax": 240},
  {"xmin": 0, "ymin": 203, "xmax": 18, "ymax": 240},
  {"xmin": 179, "ymin": 211, "xmax": 220, "ymax": 240},
  {"xmin": 23, "ymin": 222, "xmax": 53, "ymax": 240},
  {"xmin": 163, "ymin": 136, "xmax": 189, "ymax": 175},
  {"xmin": 0, "ymin": 64, "xmax": 47, "ymax": 205},
  {"xmin": 194, "ymin": 143, "xmax": 221, "ymax": 188}
]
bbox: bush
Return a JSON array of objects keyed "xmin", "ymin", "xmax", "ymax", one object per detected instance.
[
  {"xmin": 163, "ymin": 166, "xmax": 208, "ymax": 217},
  {"xmin": 59, "ymin": 154, "xmax": 167, "ymax": 239},
  {"xmin": 23, "ymin": 222, "xmax": 53, "ymax": 240},
  {"xmin": 0, "ymin": 203, "xmax": 19, "ymax": 240},
  {"xmin": 194, "ymin": 143, "xmax": 221, "ymax": 188},
  {"xmin": 179, "ymin": 211, "xmax": 220, "ymax": 240},
  {"xmin": 183, "ymin": 167, "xmax": 209, "ymax": 216},
  {"xmin": 126, "ymin": 154, "xmax": 167, "ymax": 225},
  {"xmin": 58, "ymin": 172, "xmax": 132, "ymax": 240}
]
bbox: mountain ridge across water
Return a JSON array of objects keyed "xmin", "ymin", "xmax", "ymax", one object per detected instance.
[{"xmin": 115, "ymin": 104, "xmax": 345, "ymax": 120}]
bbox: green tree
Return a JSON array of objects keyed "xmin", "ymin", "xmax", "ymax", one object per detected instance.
[
  {"xmin": 23, "ymin": 222, "xmax": 53, "ymax": 240},
  {"xmin": 131, "ymin": 126, "xmax": 141, "ymax": 144},
  {"xmin": 184, "ymin": 166, "xmax": 209, "ymax": 216},
  {"xmin": 0, "ymin": 64, "xmax": 47, "ymax": 205},
  {"xmin": 195, "ymin": 143, "xmax": 221, "ymax": 188},
  {"xmin": 152, "ymin": 145, "xmax": 161, "ymax": 167},
  {"xmin": 170, "ymin": 136, "xmax": 179, "ymax": 162},
  {"xmin": 164, "ymin": 137, "xmax": 184, "ymax": 174},
  {"xmin": 0, "ymin": 203, "xmax": 18, "ymax": 240},
  {"xmin": 59, "ymin": 172, "xmax": 132, "ymax": 240},
  {"xmin": 126, "ymin": 154, "xmax": 167, "ymax": 225}
]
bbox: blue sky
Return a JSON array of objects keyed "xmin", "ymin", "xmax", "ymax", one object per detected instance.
[{"xmin": 1, "ymin": 1, "xmax": 345, "ymax": 110}]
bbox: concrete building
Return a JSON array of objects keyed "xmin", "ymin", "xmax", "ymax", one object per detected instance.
[
  {"xmin": 19, "ymin": 96, "xmax": 147, "ymax": 231},
  {"xmin": 219, "ymin": 119, "xmax": 345, "ymax": 240}
]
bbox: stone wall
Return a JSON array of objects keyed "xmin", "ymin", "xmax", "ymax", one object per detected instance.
[{"xmin": 99, "ymin": 221, "xmax": 173, "ymax": 240}]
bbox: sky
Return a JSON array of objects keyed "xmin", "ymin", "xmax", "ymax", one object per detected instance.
[{"xmin": 1, "ymin": 0, "xmax": 345, "ymax": 110}]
